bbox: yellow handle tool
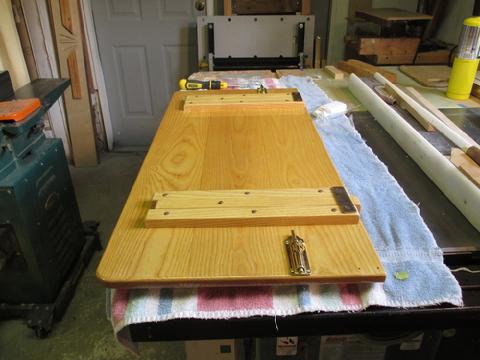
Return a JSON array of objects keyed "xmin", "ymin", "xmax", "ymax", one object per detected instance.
[{"xmin": 179, "ymin": 79, "xmax": 228, "ymax": 90}]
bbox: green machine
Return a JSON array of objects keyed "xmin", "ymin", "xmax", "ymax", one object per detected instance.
[{"xmin": 0, "ymin": 72, "xmax": 100, "ymax": 337}]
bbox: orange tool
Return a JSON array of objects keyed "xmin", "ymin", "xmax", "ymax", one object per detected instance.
[{"xmin": 0, "ymin": 98, "xmax": 41, "ymax": 122}]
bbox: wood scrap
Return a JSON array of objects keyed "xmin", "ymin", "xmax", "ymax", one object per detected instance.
[
  {"xmin": 324, "ymin": 65, "xmax": 345, "ymax": 80},
  {"xmin": 336, "ymin": 59, "xmax": 397, "ymax": 83},
  {"xmin": 399, "ymin": 65, "xmax": 450, "ymax": 87},
  {"xmin": 314, "ymin": 36, "xmax": 322, "ymax": 69},
  {"xmin": 403, "ymin": 86, "xmax": 478, "ymax": 147},
  {"xmin": 375, "ymin": 73, "xmax": 480, "ymax": 164},
  {"xmin": 373, "ymin": 85, "xmax": 396, "ymax": 105},
  {"xmin": 384, "ymin": 83, "xmax": 435, "ymax": 131},
  {"xmin": 472, "ymin": 71, "xmax": 480, "ymax": 99},
  {"xmin": 451, "ymin": 148, "xmax": 480, "ymax": 188}
]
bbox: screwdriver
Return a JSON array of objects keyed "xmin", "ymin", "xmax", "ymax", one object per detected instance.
[{"xmin": 179, "ymin": 79, "xmax": 228, "ymax": 90}]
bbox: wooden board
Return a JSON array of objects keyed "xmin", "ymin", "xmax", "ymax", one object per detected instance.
[
  {"xmin": 356, "ymin": 8, "xmax": 432, "ymax": 24},
  {"xmin": 96, "ymin": 89, "xmax": 385, "ymax": 288},
  {"xmin": 451, "ymin": 148, "xmax": 480, "ymax": 188},
  {"xmin": 357, "ymin": 38, "xmax": 420, "ymax": 56},
  {"xmin": 368, "ymin": 54, "xmax": 416, "ymax": 65},
  {"xmin": 384, "ymin": 83, "xmax": 435, "ymax": 132},
  {"xmin": 336, "ymin": 59, "xmax": 397, "ymax": 83},
  {"xmin": 145, "ymin": 188, "xmax": 360, "ymax": 228},
  {"xmin": 415, "ymin": 50, "xmax": 450, "ymax": 65},
  {"xmin": 399, "ymin": 65, "xmax": 450, "ymax": 87},
  {"xmin": 183, "ymin": 91, "xmax": 304, "ymax": 111},
  {"xmin": 404, "ymin": 86, "xmax": 478, "ymax": 145},
  {"xmin": 231, "ymin": 0, "xmax": 300, "ymax": 14},
  {"xmin": 325, "ymin": 66, "xmax": 345, "ymax": 80},
  {"xmin": 49, "ymin": 0, "xmax": 98, "ymax": 166}
]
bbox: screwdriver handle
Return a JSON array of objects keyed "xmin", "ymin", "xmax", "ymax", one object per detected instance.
[{"xmin": 179, "ymin": 79, "xmax": 227, "ymax": 90}]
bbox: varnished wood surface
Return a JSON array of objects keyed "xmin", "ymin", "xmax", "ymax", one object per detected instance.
[
  {"xmin": 145, "ymin": 188, "xmax": 360, "ymax": 228},
  {"xmin": 97, "ymin": 89, "xmax": 385, "ymax": 288},
  {"xmin": 183, "ymin": 90, "xmax": 304, "ymax": 111}
]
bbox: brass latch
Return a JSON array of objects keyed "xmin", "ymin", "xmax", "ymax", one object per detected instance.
[{"xmin": 285, "ymin": 230, "xmax": 311, "ymax": 276}]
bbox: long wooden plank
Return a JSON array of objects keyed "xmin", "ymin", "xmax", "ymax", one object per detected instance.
[
  {"xmin": 146, "ymin": 188, "xmax": 360, "ymax": 228},
  {"xmin": 336, "ymin": 59, "xmax": 397, "ymax": 83},
  {"xmin": 183, "ymin": 91, "xmax": 304, "ymax": 111},
  {"xmin": 404, "ymin": 87, "xmax": 478, "ymax": 146},
  {"xmin": 49, "ymin": 0, "xmax": 98, "ymax": 166},
  {"xmin": 146, "ymin": 206, "xmax": 359, "ymax": 228},
  {"xmin": 384, "ymin": 83, "xmax": 435, "ymax": 132},
  {"xmin": 97, "ymin": 89, "xmax": 385, "ymax": 288},
  {"xmin": 153, "ymin": 189, "xmax": 363, "ymax": 211}
]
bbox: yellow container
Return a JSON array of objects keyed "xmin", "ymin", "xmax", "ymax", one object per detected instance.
[
  {"xmin": 446, "ymin": 16, "xmax": 480, "ymax": 100},
  {"xmin": 447, "ymin": 57, "xmax": 480, "ymax": 100}
]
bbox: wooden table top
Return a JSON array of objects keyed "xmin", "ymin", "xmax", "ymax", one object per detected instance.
[{"xmin": 96, "ymin": 89, "xmax": 385, "ymax": 288}]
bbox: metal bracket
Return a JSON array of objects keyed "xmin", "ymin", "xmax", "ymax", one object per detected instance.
[
  {"xmin": 285, "ymin": 230, "xmax": 311, "ymax": 276},
  {"xmin": 297, "ymin": 22, "xmax": 305, "ymax": 69},
  {"xmin": 331, "ymin": 186, "xmax": 357, "ymax": 213},
  {"xmin": 207, "ymin": 23, "xmax": 215, "ymax": 71}
]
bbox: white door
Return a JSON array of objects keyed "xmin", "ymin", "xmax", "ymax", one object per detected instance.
[{"xmin": 92, "ymin": 0, "xmax": 204, "ymax": 149}]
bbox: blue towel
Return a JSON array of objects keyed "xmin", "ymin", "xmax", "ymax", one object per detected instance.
[{"xmin": 281, "ymin": 76, "xmax": 462, "ymax": 306}]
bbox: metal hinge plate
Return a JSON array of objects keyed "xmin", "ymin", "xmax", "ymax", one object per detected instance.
[{"xmin": 285, "ymin": 230, "xmax": 311, "ymax": 276}]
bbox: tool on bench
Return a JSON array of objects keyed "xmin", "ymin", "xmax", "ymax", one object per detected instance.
[
  {"xmin": 179, "ymin": 79, "xmax": 228, "ymax": 90},
  {"xmin": 0, "ymin": 98, "xmax": 41, "ymax": 122}
]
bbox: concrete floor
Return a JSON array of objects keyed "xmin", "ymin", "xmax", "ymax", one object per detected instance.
[{"xmin": 0, "ymin": 152, "xmax": 185, "ymax": 359}]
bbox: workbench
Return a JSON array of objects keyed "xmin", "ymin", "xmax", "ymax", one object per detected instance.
[
  {"xmin": 126, "ymin": 108, "xmax": 480, "ymax": 342},
  {"xmin": 111, "ymin": 68, "xmax": 480, "ymax": 354}
]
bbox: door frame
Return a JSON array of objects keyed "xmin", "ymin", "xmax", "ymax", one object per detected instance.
[{"xmin": 80, "ymin": 0, "xmax": 114, "ymax": 150}]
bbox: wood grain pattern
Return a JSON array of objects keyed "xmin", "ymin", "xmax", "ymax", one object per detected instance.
[
  {"xmin": 404, "ymin": 87, "xmax": 479, "ymax": 146},
  {"xmin": 224, "ymin": 0, "xmax": 232, "ymax": 15},
  {"xmin": 357, "ymin": 38, "xmax": 420, "ymax": 56},
  {"xmin": 336, "ymin": 59, "xmax": 397, "ymax": 83},
  {"xmin": 451, "ymin": 148, "xmax": 480, "ymax": 188},
  {"xmin": 59, "ymin": 0, "xmax": 73, "ymax": 33},
  {"xmin": 183, "ymin": 91, "xmax": 304, "ymax": 111},
  {"xmin": 146, "ymin": 188, "xmax": 360, "ymax": 228},
  {"xmin": 399, "ymin": 65, "xmax": 450, "ymax": 87},
  {"xmin": 385, "ymin": 84, "xmax": 435, "ymax": 132},
  {"xmin": 66, "ymin": 50, "xmax": 81, "ymax": 99},
  {"xmin": 49, "ymin": 0, "xmax": 97, "ymax": 166},
  {"xmin": 96, "ymin": 89, "xmax": 385, "ymax": 288}
]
